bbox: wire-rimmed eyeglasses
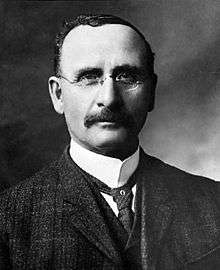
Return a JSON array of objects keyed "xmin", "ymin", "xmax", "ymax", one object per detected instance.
[{"xmin": 59, "ymin": 72, "xmax": 146, "ymax": 91}]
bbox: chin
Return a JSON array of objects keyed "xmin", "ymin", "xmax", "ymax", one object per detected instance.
[
  {"xmin": 88, "ymin": 129, "xmax": 133, "ymax": 152},
  {"xmin": 95, "ymin": 136, "xmax": 127, "ymax": 149},
  {"xmin": 97, "ymin": 128, "xmax": 128, "ymax": 142}
]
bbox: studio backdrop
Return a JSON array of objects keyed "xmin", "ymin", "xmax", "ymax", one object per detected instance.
[{"xmin": 1, "ymin": 0, "xmax": 220, "ymax": 191}]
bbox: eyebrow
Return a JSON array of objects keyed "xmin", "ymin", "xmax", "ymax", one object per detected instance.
[
  {"xmin": 112, "ymin": 64, "xmax": 144, "ymax": 75},
  {"xmin": 72, "ymin": 67, "xmax": 102, "ymax": 77},
  {"xmin": 72, "ymin": 64, "xmax": 144, "ymax": 78}
]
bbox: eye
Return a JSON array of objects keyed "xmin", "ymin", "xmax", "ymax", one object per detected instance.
[
  {"xmin": 116, "ymin": 72, "xmax": 137, "ymax": 84},
  {"xmin": 78, "ymin": 73, "xmax": 100, "ymax": 86}
]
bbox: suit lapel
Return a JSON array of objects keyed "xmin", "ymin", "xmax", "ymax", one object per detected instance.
[
  {"xmin": 126, "ymin": 150, "xmax": 175, "ymax": 269},
  {"xmin": 57, "ymin": 151, "xmax": 121, "ymax": 264}
]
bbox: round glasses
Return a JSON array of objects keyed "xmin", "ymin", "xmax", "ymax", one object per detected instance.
[{"xmin": 59, "ymin": 72, "xmax": 146, "ymax": 91}]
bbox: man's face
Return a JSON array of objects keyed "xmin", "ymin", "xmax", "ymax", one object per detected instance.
[{"xmin": 49, "ymin": 24, "xmax": 156, "ymax": 158}]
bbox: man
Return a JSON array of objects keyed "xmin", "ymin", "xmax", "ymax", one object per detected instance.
[{"xmin": 0, "ymin": 14, "xmax": 219, "ymax": 270}]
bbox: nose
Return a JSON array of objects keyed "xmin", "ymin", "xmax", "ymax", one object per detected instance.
[{"xmin": 96, "ymin": 77, "xmax": 122, "ymax": 109}]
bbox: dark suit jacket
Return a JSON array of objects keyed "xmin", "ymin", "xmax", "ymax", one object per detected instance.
[{"xmin": 0, "ymin": 147, "xmax": 219, "ymax": 269}]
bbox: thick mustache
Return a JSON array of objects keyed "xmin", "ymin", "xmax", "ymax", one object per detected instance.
[{"xmin": 84, "ymin": 108, "xmax": 134, "ymax": 128}]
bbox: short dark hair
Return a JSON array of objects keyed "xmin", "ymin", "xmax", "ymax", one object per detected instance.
[{"xmin": 54, "ymin": 14, "xmax": 155, "ymax": 76}]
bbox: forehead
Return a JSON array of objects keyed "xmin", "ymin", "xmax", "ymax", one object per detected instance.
[{"xmin": 60, "ymin": 24, "xmax": 147, "ymax": 73}]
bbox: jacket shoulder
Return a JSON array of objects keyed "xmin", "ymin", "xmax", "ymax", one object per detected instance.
[
  {"xmin": 0, "ymin": 160, "xmax": 59, "ymax": 200},
  {"xmin": 141, "ymin": 150, "xmax": 220, "ymax": 199},
  {"xmin": 0, "ymin": 161, "xmax": 60, "ymax": 232}
]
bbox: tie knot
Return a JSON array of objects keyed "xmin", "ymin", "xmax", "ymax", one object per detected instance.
[{"xmin": 111, "ymin": 188, "xmax": 133, "ymax": 211}]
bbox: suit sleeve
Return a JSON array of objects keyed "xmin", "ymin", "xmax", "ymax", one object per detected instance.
[
  {"xmin": 0, "ymin": 193, "xmax": 12, "ymax": 269},
  {"xmin": 0, "ymin": 236, "xmax": 11, "ymax": 269}
]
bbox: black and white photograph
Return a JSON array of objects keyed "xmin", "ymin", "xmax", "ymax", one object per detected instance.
[{"xmin": 1, "ymin": 1, "xmax": 220, "ymax": 269}]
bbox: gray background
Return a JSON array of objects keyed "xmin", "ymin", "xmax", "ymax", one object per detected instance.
[{"xmin": 1, "ymin": 0, "xmax": 220, "ymax": 190}]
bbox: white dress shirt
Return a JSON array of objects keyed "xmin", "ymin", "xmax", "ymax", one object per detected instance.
[{"xmin": 69, "ymin": 139, "xmax": 140, "ymax": 216}]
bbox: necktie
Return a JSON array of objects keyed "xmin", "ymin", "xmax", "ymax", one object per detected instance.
[
  {"xmin": 111, "ymin": 187, "xmax": 134, "ymax": 233},
  {"xmin": 90, "ymin": 176, "xmax": 136, "ymax": 234}
]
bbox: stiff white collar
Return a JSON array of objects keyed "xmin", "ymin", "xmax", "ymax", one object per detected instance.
[{"xmin": 69, "ymin": 139, "xmax": 140, "ymax": 188}]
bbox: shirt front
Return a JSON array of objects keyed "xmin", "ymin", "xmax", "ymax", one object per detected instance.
[{"xmin": 69, "ymin": 139, "xmax": 139, "ymax": 216}]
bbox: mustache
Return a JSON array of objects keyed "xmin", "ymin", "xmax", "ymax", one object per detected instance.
[{"xmin": 84, "ymin": 108, "xmax": 134, "ymax": 128}]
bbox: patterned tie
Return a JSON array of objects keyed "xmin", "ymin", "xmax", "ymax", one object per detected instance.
[
  {"xmin": 88, "ymin": 174, "xmax": 136, "ymax": 233},
  {"xmin": 111, "ymin": 188, "xmax": 134, "ymax": 233}
]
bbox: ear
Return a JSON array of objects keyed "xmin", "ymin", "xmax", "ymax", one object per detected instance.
[
  {"xmin": 48, "ymin": 76, "xmax": 64, "ymax": 114},
  {"xmin": 148, "ymin": 73, "xmax": 157, "ymax": 112}
]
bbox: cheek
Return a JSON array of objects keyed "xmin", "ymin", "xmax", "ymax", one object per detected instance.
[
  {"xmin": 124, "ymin": 90, "xmax": 149, "ymax": 118},
  {"xmin": 123, "ymin": 90, "xmax": 150, "ymax": 133},
  {"xmin": 62, "ymin": 93, "xmax": 85, "ymax": 125},
  {"xmin": 62, "ymin": 90, "xmax": 95, "ymax": 126}
]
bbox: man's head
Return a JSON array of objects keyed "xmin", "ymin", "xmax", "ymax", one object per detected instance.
[{"xmin": 49, "ymin": 14, "xmax": 157, "ymax": 159}]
